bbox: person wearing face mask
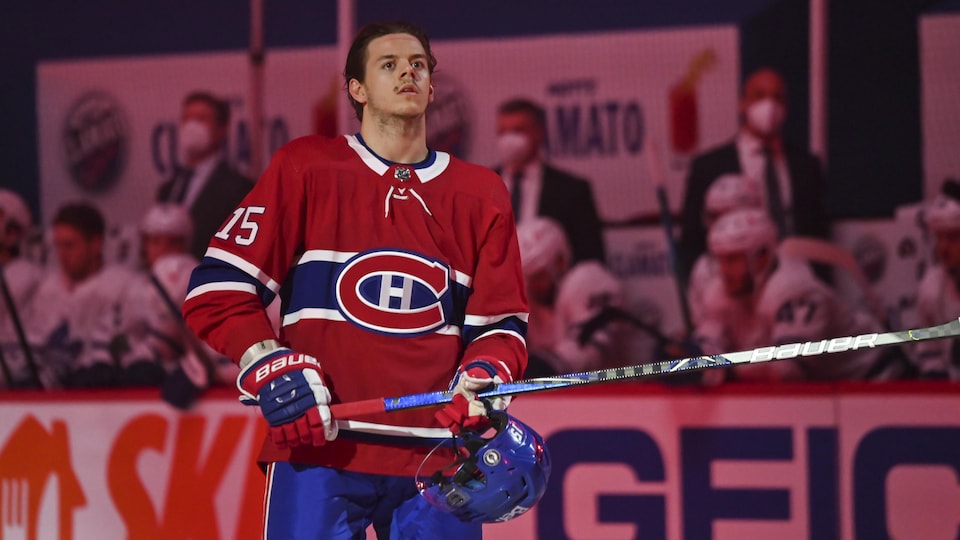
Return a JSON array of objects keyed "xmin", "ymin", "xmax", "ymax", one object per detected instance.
[
  {"xmin": 494, "ymin": 98, "xmax": 606, "ymax": 264},
  {"xmin": 678, "ymin": 67, "xmax": 828, "ymax": 285},
  {"xmin": 155, "ymin": 91, "xmax": 254, "ymax": 259}
]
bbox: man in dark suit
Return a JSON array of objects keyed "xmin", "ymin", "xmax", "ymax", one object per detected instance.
[
  {"xmin": 678, "ymin": 68, "xmax": 828, "ymax": 281},
  {"xmin": 156, "ymin": 91, "xmax": 254, "ymax": 259},
  {"xmin": 494, "ymin": 98, "xmax": 605, "ymax": 264}
]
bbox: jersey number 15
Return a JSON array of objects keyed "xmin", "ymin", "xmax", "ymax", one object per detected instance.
[{"xmin": 214, "ymin": 206, "xmax": 266, "ymax": 246}]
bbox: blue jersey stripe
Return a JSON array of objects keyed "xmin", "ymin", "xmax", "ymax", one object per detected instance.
[
  {"xmin": 189, "ymin": 256, "xmax": 276, "ymax": 307},
  {"xmin": 462, "ymin": 315, "xmax": 528, "ymax": 347}
]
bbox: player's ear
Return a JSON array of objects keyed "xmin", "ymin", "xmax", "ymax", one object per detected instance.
[
  {"xmin": 348, "ymin": 79, "xmax": 367, "ymax": 106},
  {"xmin": 428, "ymin": 83, "xmax": 434, "ymax": 104}
]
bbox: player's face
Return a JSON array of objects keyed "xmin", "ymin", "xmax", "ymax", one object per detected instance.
[
  {"xmin": 934, "ymin": 228, "xmax": 960, "ymax": 279},
  {"xmin": 352, "ymin": 33, "xmax": 434, "ymax": 121},
  {"xmin": 715, "ymin": 251, "xmax": 754, "ymax": 298},
  {"xmin": 142, "ymin": 234, "xmax": 188, "ymax": 269},
  {"xmin": 53, "ymin": 224, "xmax": 102, "ymax": 283}
]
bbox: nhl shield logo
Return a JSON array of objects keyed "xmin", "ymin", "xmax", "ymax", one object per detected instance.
[{"xmin": 394, "ymin": 166, "xmax": 412, "ymax": 181}]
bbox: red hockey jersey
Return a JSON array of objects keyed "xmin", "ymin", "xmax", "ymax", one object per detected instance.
[{"xmin": 183, "ymin": 134, "xmax": 529, "ymax": 476}]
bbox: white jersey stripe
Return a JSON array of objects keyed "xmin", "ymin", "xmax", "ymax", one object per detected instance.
[
  {"xmin": 185, "ymin": 281, "xmax": 258, "ymax": 302},
  {"xmin": 295, "ymin": 249, "xmax": 473, "ymax": 287},
  {"xmin": 337, "ymin": 419, "xmax": 453, "ymax": 439},
  {"xmin": 204, "ymin": 247, "xmax": 281, "ymax": 293},
  {"xmin": 452, "ymin": 269, "xmax": 472, "ymax": 287},
  {"xmin": 282, "ymin": 308, "xmax": 462, "ymax": 337},
  {"xmin": 282, "ymin": 307, "xmax": 345, "ymax": 326},
  {"xmin": 464, "ymin": 311, "xmax": 529, "ymax": 326},
  {"xmin": 297, "ymin": 249, "xmax": 359, "ymax": 265}
]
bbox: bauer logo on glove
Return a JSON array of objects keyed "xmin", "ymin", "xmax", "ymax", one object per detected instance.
[
  {"xmin": 237, "ymin": 342, "xmax": 338, "ymax": 449},
  {"xmin": 253, "ymin": 352, "xmax": 320, "ymax": 384}
]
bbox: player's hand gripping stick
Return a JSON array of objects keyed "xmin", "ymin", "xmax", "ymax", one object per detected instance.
[
  {"xmin": 238, "ymin": 341, "xmax": 338, "ymax": 449},
  {"xmin": 435, "ymin": 360, "xmax": 511, "ymax": 434}
]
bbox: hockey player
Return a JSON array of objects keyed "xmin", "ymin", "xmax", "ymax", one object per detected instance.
[
  {"xmin": 915, "ymin": 180, "xmax": 960, "ymax": 379},
  {"xmin": 516, "ymin": 217, "xmax": 572, "ymax": 364},
  {"xmin": 694, "ymin": 208, "xmax": 898, "ymax": 383},
  {"xmin": 687, "ymin": 173, "xmax": 762, "ymax": 323},
  {"xmin": 25, "ymin": 203, "xmax": 146, "ymax": 387},
  {"xmin": 551, "ymin": 261, "xmax": 628, "ymax": 374},
  {"xmin": 139, "ymin": 203, "xmax": 193, "ymax": 268},
  {"xmin": 0, "ymin": 189, "xmax": 43, "ymax": 387},
  {"xmin": 183, "ymin": 21, "xmax": 532, "ymax": 538}
]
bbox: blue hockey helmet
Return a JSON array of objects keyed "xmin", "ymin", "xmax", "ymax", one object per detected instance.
[{"xmin": 417, "ymin": 411, "xmax": 551, "ymax": 523}]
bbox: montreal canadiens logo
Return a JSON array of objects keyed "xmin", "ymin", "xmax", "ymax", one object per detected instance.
[{"xmin": 336, "ymin": 250, "xmax": 450, "ymax": 335}]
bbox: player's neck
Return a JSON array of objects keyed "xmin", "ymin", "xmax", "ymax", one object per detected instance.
[{"xmin": 359, "ymin": 115, "xmax": 428, "ymax": 164}]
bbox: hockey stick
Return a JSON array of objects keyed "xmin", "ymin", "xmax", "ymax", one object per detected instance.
[
  {"xmin": 148, "ymin": 272, "xmax": 216, "ymax": 409},
  {"xmin": 0, "ymin": 265, "xmax": 43, "ymax": 388},
  {"xmin": 0, "ymin": 334, "xmax": 13, "ymax": 387},
  {"xmin": 646, "ymin": 139, "xmax": 694, "ymax": 332},
  {"xmin": 330, "ymin": 318, "xmax": 960, "ymax": 419}
]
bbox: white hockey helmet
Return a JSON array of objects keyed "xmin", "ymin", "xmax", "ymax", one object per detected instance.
[
  {"xmin": 708, "ymin": 208, "xmax": 778, "ymax": 256},
  {"xmin": 705, "ymin": 174, "xmax": 762, "ymax": 219},
  {"xmin": 924, "ymin": 194, "xmax": 960, "ymax": 233},
  {"xmin": 554, "ymin": 261, "xmax": 624, "ymax": 326},
  {"xmin": 517, "ymin": 217, "xmax": 572, "ymax": 277},
  {"xmin": 140, "ymin": 203, "xmax": 193, "ymax": 239},
  {"xmin": 0, "ymin": 189, "xmax": 32, "ymax": 232},
  {"xmin": 152, "ymin": 252, "xmax": 199, "ymax": 305}
]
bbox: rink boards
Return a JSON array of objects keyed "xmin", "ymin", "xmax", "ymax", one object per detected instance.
[{"xmin": 1, "ymin": 383, "xmax": 958, "ymax": 540}]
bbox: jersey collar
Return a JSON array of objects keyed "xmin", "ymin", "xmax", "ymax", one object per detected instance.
[{"xmin": 345, "ymin": 134, "xmax": 450, "ymax": 183}]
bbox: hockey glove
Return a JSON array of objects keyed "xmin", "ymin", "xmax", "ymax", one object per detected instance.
[
  {"xmin": 238, "ymin": 347, "xmax": 338, "ymax": 449},
  {"xmin": 435, "ymin": 360, "xmax": 511, "ymax": 434}
]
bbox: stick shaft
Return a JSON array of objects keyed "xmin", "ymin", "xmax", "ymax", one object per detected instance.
[
  {"xmin": 647, "ymin": 138, "xmax": 693, "ymax": 332},
  {"xmin": 0, "ymin": 266, "xmax": 42, "ymax": 388},
  {"xmin": 329, "ymin": 319, "xmax": 960, "ymax": 419}
]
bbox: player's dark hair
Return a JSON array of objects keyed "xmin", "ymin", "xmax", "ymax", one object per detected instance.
[
  {"xmin": 343, "ymin": 21, "xmax": 437, "ymax": 121},
  {"xmin": 498, "ymin": 98, "xmax": 547, "ymax": 130},
  {"xmin": 183, "ymin": 91, "xmax": 231, "ymax": 127},
  {"xmin": 52, "ymin": 202, "xmax": 105, "ymax": 240}
]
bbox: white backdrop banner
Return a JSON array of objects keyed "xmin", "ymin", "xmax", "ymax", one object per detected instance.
[
  {"xmin": 36, "ymin": 48, "xmax": 342, "ymax": 228},
  {"xmin": 36, "ymin": 26, "xmax": 739, "ymax": 233},
  {"xmin": 427, "ymin": 27, "xmax": 740, "ymax": 222}
]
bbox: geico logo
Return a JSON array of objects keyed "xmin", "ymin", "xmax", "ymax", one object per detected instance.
[
  {"xmin": 255, "ymin": 354, "xmax": 319, "ymax": 382},
  {"xmin": 538, "ymin": 426, "xmax": 960, "ymax": 540}
]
